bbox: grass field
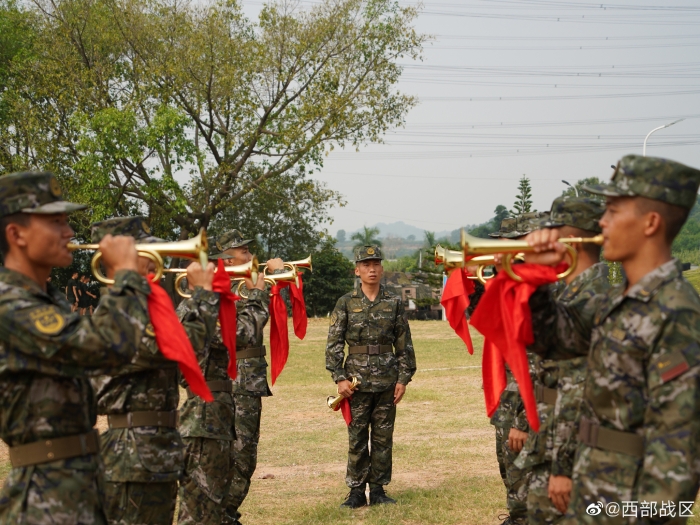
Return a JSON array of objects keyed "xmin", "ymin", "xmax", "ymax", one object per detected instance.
[{"xmin": 1, "ymin": 318, "xmax": 698, "ymax": 524}]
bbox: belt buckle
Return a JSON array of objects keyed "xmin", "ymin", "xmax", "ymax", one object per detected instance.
[{"xmin": 368, "ymin": 344, "xmax": 380, "ymax": 355}]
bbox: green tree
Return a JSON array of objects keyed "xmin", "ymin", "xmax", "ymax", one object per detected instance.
[
  {"xmin": 351, "ymin": 226, "xmax": 382, "ymax": 249},
  {"xmin": 209, "ymin": 168, "xmax": 344, "ymax": 260},
  {"xmin": 468, "ymin": 204, "xmax": 510, "ymax": 238},
  {"xmin": 336, "ymin": 229, "xmax": 346, "ymax": 243},
  {"xmin": 561, "ymin": 177, "xmax": 604, "ymax": 200},
  {"xmin": 303, "ymin": 238, "xmax": 354, "ymax": 316},
  {"xmin": 1, "ymin": 0, "xmax": 425, "ymax": 239},
  {"xmin": 511, "ymin": 175, "xmax": 534, "ymax": 216}
]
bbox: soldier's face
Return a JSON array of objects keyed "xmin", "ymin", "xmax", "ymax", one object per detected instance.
[
  {"xmin": 16, "ymin": 213, "xmax": 75, "ymax": 268},
  {"xmin": 224, "ymin": 246, "xmax": 252, "ymax": 267},
  {"xmin": 355, "ymin": 259, "xmax": 383, "ymax": 284},
  {"xmin": 600, "ymin": 197, "xmax": 644, "ymax": 262}
]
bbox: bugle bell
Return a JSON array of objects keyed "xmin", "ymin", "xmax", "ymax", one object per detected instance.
[
  {"xmin": 460, "ymin": 230, "xmax": 604, "ymax": 282},
  {"xmin": 434, "ymin": 245, "xmax": 495, "ymax": 283},
  {"xmin": 166, "ymin": 258, "xmax": 260, "ymax": 298},
  {"xmin": 68, "ymin": 229, "xmax": 209, "ymax": 285},
  {"xmin": 327, "ymin": 377, "xmax": 360, "ymax": 410},
  {"xmin": 261, "ymin": 255, "xmax": 313, "ymax": 276}
]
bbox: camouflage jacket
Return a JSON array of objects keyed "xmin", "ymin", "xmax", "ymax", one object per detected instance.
[
  {"xmin": 0, "ymin": 269, "xmax": 149, "ymax": 470},
  {"xmin": 178, "ymin": 287, "xmax": 269, "ymax": 440},
  {"xmin": 91, "ymin": 287, "xmax": 218, "ymax": 483},
  {"xmin": 574, "ymin": 259, "xmax": 700, "ymax": 506},
  {"xmin": 326, "ymin": 284, "xmax": 416, "ymax": 392},
  {"xmin": 517, "ymin": 264, "xmax": 609, "ymax": 471}
]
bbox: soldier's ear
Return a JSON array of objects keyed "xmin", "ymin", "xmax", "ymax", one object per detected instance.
[{"xmin": 354, "ymin": 265, "xmax": 360, "ymax": 276}]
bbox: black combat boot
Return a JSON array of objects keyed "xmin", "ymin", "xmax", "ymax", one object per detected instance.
[
  {"xmin": 369, "ymin": 486, "xmax": 396, "ymax": 505},
  {"xmin": 340, "ymin": 487, "xmax": 367, "ymax": 509}
]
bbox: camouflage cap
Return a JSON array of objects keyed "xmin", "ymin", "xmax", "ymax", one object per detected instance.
[
  {"xmin": 539, "ymin": 196, "xmax": 604, "ymax": 233},
  {"xmin": 584, "ymin": 155, "xmax": 700, "ymax": 210},
  {"xmin": 214, "ymin": 229, "xmax": 253, "ymax": 255},
  {"xmin": 90, "ymin": 216, "xmax": 162, "ymax": 244},
  {"xmin": 355, "ymin": 245, "xmax": 383, "ymax": 262},
  {"xmin": 0, "ymin": 171, "xmax": 87, "ymax": 218},
  {"xmin": 490, "ymin": 211, "xmax": 550, "ymax": 239}
]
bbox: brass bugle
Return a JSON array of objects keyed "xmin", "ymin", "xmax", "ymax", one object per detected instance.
[
  {"xmin": 261, "ymin": 255, "xmax": 313, "ymax": 276},
  {"xmin": 68, "ymin": 229, "xmax": 209, "ymax": 285},
  {"xmin": 327, "ymin": 377, "xmax": 360, "ymax": 410},
  {"xmin": 166, "ymin": 258, "xmax": 260, "ymax": 298},
  {"xmin": 460, "ymin": 230, "xmax": 604, "ymax": 282},
  {"xmin": 235, "ymin": 267, "xmax": 300, "ymax": 299},
  {"xmin": 434, "ymin": 245, "xmax": 496, "ymax": 283}
]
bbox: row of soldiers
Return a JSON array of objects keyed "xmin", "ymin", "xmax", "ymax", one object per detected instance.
[
  {"xmin": 487, "ymin": 154, "xmax": 700, "ymax": 524},
  {"xmin": 0, "ymin": 171, "xmax": 285, "ymax": 524}
]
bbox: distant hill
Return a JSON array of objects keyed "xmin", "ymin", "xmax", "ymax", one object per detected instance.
[{"xmin": 343, "ymin": 221, "xmax": 454, "ymax": 241}]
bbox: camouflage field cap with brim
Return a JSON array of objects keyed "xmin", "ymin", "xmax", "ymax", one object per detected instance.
[
  {"xmin": 539, "ymin": 196, "xmax": 604, "ymax": 233},
  {"xmin": 0, "ymin": 171, "xmax": 87, "ymax": 218},
  {"xmin": 208, "ymin": 243, "xmax": 234, "ymax": 260},
  {"xmin": 584, "ymin": 155, "xmax": 700, "ymax": 210},
  {"xmin": 355, "ymin": 245, "xmax": 384, "ymax": 262},
  {"xmin": 213, "ymin": 229, "xmax": 253, "ymax": 257},
  {"xmin": 492, "ymin": 211, "xmax": 550, "ymax": 239},
  {"xmin": 90, "ymin": 216, "xmax": 163, "ymax": 244}
]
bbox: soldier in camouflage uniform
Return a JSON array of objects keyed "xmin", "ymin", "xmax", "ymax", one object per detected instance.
[
  {"xmin": 0, "ymin": 172, "xmax": 149, "ymax": 524},
  {"xmin": 88, "ymin": 217, "xmax": 218, "ymax": 525},
  {"xmin": 488, "ymin": 211, "xmax": 548, "ymax": 525},
  {"xmin": 177, "ymin": 229, "xmax": 284, "ymax": 525},
  {"xmin": 526, "ymin": 155, "xmax": 700, "ymax": 524},
  {"xmin": 515, "ymin": 196, "xmax": 609, "ymax": 525},
  {"xmin": 326, "ymin": 245, "xmax": 417, "ymax": 508}
]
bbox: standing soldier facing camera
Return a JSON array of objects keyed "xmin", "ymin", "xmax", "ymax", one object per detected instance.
[
  {"xmin": 0, "ymin": 172, "xmax": 150, "ymax": 524},
  {"xmin": 326, "ymin": 245, "xmax": 417, "ymax": 509}
]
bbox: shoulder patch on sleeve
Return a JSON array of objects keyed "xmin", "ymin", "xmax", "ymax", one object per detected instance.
[
  {"xmin": 28, "ymin": 306, "xmax": 66, "ymax": 335},
  {"xmin": 330, "ymin": 312, "xmax": 338, "ymax": 325},
  {"xmin": 657, "ymin": 350, "xmax": 690, "ymax": 383},
  {"xmin": 145, "ymin": 323, "xmax": 156, "ymax": 337}
]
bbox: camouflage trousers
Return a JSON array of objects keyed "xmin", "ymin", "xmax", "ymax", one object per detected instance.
[
  {"xmin": 495, "ymin": 426, "xmax": 530, "ymax": 524},
  {"xmin": 223, "ymin": 394, "xmax": 263, "ymax": 523},
  {"xmin": 346, "ymin": 388, "xmax": 396, "ymax": 488},
  {"xmin": 177, "ymin": 437, "xmax": 233, "ymax": 525},
  {"xmin": 0, "ymin": 460, "xmax": 107, "ymax": 525},
  {"xmin": 103, "ymin": 481, "xmax": 177, "ymax": 525},
  {"xmin": 527, "ymin": 463, "xmax": 564, "ymax": 525}
]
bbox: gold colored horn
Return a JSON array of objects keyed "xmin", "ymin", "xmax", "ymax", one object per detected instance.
[
  {"xmin": 235, "ymin": 267, "xmax": 300, "ymax": 299},
  {"xmin": 166, "ymin": 258, "xmax": 259, "ymax": 298},
  {"xmin": 68, "ymin": 228, "xmax": 209, "ymax": 285},
  {"xmin": 434, "ymin": 245, "xmax": 495, "ymax": 283},
  {"xmin": 327, "ymin": 377, "xmax": 360, "ymax": 410},
  {"xmin": 261, "ymin": 255, "xmax": 313, "ymax": 276},
  {"xmin": 460, "ymin": 230, "xmax": 603, "ymax": 282}
]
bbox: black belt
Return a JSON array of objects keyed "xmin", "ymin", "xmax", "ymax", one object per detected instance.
[
  {"xmin": 534, "ymin": 384, "xmax": 558, "ymax": 405},
  {"xmin": 237, "ymin": 346, "xmax": 266, "ymax": 359},
  {"xmin": 108, "ymin": 411, "xmax": 178, "ymax": 429},
  {"xmin": 187, "ymin": 380, "xmax": 233, "ymax": 399},
  {"xmin": 579, "ymin": 416, "xmax": 644, "ymax": 458},
  {"xmin": 349, "ymin": 345, "xmax": 393, "ymax": 355},
  {"xmin": 9, "ymin": 430, "xmax": 99, "ymax": 468}
]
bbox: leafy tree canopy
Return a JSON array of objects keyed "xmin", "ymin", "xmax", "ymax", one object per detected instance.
[
  {"xmin": 351, "ymin": 226, "xmax": 382, "ymax": 249},
  {"xmin": 511, "ymin": 175, "xmax": 534, "ymax": 216}
]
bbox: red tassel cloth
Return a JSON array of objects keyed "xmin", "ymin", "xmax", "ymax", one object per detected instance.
[
  {"xmin": 333, "ymin": 397, "xmax": 353, "ymax": 425},
  {"xmin": 440, "ymin": 268, "xmax": 476, "ymax": 354},
  {"xmin": 288, "ymin": 273, "xmax": 307, "ymax": 340},
  {"xmin": 212, "ymin": 259, "xmax": 241, "ymax": 380},
  {"xmin": 470, "ymin": 263, "xmax": 566, "ymax": 432},
  {"xmin": 269, "ymin": 283, "xmax": 290, "ymax": 385},
  {"xmin": 147, "ymin": 276, "xmax": 213, "ymax": 402}
]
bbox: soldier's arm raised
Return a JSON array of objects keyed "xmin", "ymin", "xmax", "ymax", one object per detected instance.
[
  {"xmin": 636, "ymin": 309, "xmax": 700, "ymax": 506},
  {"xmin": 325, "ymin": 297, "xmax": 348, "ymax": 383},
  {"xmin": 0, "ymin": 270, "xmax": 150, "ymax": 369}
]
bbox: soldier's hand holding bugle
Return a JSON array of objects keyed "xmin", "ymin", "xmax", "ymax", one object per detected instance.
[
  {"xmin": 186, "ymin": 261, "xmax": 215, "ymax": 291},
  {"xmin": 98, "ymin": 234, "xmax": 139, "ymax": 279}
]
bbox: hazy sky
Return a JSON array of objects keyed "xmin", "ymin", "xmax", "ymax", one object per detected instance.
[{"xmin": 244, "ymin": 0, "xmax": 700, "ymax": 235}]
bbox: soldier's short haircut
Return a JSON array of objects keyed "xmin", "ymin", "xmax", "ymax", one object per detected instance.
[
  {"xmin": 635, "ymin": 197, "xmax": 690, "ymax": 244},
  {"xmin": 0, "ymin": 212, "xmax": 31, "ymax": 261}
]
